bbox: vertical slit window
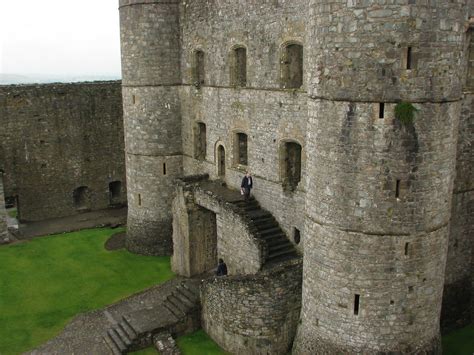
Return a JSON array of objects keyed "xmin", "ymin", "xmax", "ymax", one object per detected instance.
[
  {"xmin": 354, "ymin": 294, "xmax": 360, "ymax": 315},
  {"xmin": 379, "ymin": 103, "xmax": 385, "ymax": 118},
  {"xmin": 195, "ymin": 122, "xmax": 207, "ymax": 160},
  {"xmin": 138, "ymin": 193, "xmax": 142, "ymax": 206},
  {"xmin": 404, "ymin": 242, "xmax": 409, "ymax": 256},
  {"xmin": 231, "ymin": 47, "xmax": 247, "ymax": 87},
  {"xmin": 163, "ymin": 163, "xmax": 167, "ymax": 175},
  {"xmin": 406, "ymin": 47, "xmax": 413, "ymax": 70},
  {"xmin": 236, "ymin": 133, "xmax": 248, "ymax": 165},
  {"xmin": 282, "ymin": 141, "xmax": 302, "ymax": 191},
  {"xmin": 396, "ymin": 179, "xmax": 401, "ymax": 199},
  {"xmin": 194, "ymin": 50, "xmax": 205, "ymax": 86},
  {"xmin": 132, "ymin": 95, "xmax": 136, "ymax": 105}
]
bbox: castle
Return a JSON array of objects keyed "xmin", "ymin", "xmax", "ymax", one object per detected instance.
[{"xmin": 119, "ymin": 0, "xmax": 473, "ymax": 353}]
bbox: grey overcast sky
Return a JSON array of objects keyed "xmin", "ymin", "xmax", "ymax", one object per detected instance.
[{"xmin": 0, "ymin": 0, "xmax": 121, "ymax": 77}]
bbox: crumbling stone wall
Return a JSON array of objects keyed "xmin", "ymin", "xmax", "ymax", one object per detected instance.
[
  {"xmin": 201, "ymin": 260, "xmax": 302, "ymax": 355},
  {"xmin": 0, "ymin": 81, "xmax": 125, "ymax": 222}
]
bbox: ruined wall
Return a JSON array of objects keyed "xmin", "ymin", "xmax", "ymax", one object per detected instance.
[
  {"xmin": 201, "ymin": 260, "xmax": 302, "ymax": 355},
  {"xmin": 179, "ymin": 0, "xmax": 308, "ymax": 253},
  {"xmin": 0, "ymin": 81, "xmax": 126, "ymax": 222},
  {"xmin": 0, "ymin": 174, "xmax": 8, "ymax": 241}
]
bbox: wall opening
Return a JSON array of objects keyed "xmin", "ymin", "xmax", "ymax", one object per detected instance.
[
  {"xmin": 138, "ymin": 193, "xmax": 142, "ymax": 206},
  {"xmin": 109, "ymin": 181, "xmax": 122, "ymax": 206},
  {"xmin": 73, "ymin": 186, "xmax": 89, "ymax": 210},
  {"xmin": 395, "ymin": 179, "xmax": 401, "ymax": 199},
  {"xmin": 293, "ymin": 227, "xmax": 301, "ymax": 244},
  {"xmin": 379, "ymin": 103, "xmax": 385, "ymax": 118},
  {"xmin": 404, "ymin": 242, "xmax": 409, "ymax": 256},
  {"xmin": 354, "ymin": 294, "xmax": 360, "ymax": 315},
  {"xmin": 231, "ymin": 47, "xmax": 247, "ymax": 87},
  {"xmin": 217, "ymin": 145, "xmax": 226, "ymax": 177},
  {"xmin": 132, "ymin": 94, "xmax": 136, "ymax": 105},
  {"xmin": 163, "ymin": 163, "xmax": 167, "ymax": 176},
  {"xmin": 235, "ymin": 132, "xmax": 248, "ymax": 166},
  {"xmin": 195, "ymin": 122, "xmax": 207, "ymax": 160},
  {"xmin": 281, "ymin": 43, "xmax": 303, "ymax": 89},
  {"xmin": 282, "ymin": 141, "xmax": 302, "ymax": 191},
  {"xmin": 406, "ymin": 47, "xmax": 413, "ymax": 70},
  {"xmin": 193, "ymin": 50, "xmax": 205, "ymax": 86}
]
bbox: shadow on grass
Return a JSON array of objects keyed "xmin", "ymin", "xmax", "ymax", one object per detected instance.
[{"xmin": 442, "ymin": 323, "xmax": 474, "ymax": 355}]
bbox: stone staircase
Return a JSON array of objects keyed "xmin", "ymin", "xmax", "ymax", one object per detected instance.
[
  {"xmin": 231, "ymin": 198, "xmax": 298, "ymax": 265},
  {"xmin": 102, "ymin": 281, "xmax": 200, "ymax": 354}
]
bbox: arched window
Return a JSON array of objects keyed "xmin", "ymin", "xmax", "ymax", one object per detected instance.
[
  {"xmin": 234, "ymin": 132, "xmax": 248, "ymax": 166},
  {"xmin": 281, "ymin": 141, "xmax": 302, "ymax": 191},
  {"xmin": 231, "ymin": 47, "xmax": 247, "ymax": 87},
  {"xmin": 73, "ymin": 186, "xmax": 89, "ymax": 209},
  {"xmin": 281, "ymin": 43, "xmax": 303, "ymax": 89},
  {"xmin": 195, "ymin": 122, "xmax": 207, "ymax": 160},
  {"xmin": 193, "ymin": 50, "xmax": 205, "ymax": 86},
  {"xmin": 217, "ymin": 145, "xmax": 226, "ymax": 177},
  {"xmin": 109, "ymin": 181, "xmax": 122, "ymax": 205}
]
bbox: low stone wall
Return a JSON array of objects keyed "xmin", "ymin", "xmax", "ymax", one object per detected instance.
[{"xmin": 201, "ymin": 259, "xmax": 302, "ymax": 355}]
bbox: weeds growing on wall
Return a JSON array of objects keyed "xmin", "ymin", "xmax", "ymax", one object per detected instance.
[{"xmin": 395, "ymin": 102, "xmax": 418, "ymax": 125}]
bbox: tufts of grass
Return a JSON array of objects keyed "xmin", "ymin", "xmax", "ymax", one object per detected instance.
[
  {"xmin": 0, "ymin": 227, "xmax": 174, "ymax": 355},
  {"xmin": 7, "ymin": 208, "xmax": 17, "ymax": 219},
  {"xmin": 442, "ymin": 323, "xmax": 474, "ymax": 355},
  {"xmin": 394, "ymin": 102, "xmax": 418, "ymax": 125}
]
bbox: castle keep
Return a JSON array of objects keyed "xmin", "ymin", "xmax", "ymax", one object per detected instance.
[{"xmin": 119, "ymin": 1, "xmax": 473, "ymax": 353}]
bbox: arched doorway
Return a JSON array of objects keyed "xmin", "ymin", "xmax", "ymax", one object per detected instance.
[{"xmin": 217, "ymin": 145, "xmax": 226, "ymax": 177}]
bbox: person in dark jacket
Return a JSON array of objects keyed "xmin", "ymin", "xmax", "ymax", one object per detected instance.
[
  {"xmin": 216, "ymin": 258, "xmax": 228, "ymax": 276},
  {"xmin": 240, "ymin": 171, "xmax": 253, "ymax": 201}
]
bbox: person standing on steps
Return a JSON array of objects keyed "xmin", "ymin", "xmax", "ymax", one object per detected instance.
[
  {"xmin": 216, "ymin": 258, "xmax": 228, "ymax": 276},
  {"xmin": 240, "ymin": 171, "xmax": 253, "ymax": 201}
]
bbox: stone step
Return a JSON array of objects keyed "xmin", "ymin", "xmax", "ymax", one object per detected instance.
[
  {"xmin": 258, "ymin": 227, "xmax": 283, "ymax": 236},
  {"xmin": 252, "ymin": 216, "xmax": 275, "ymax": 225},
  {"xmin": 166, "ymin": 295, "xmax": 187, "ymax": 315},
  {"xmin": 173, "ymin": 289, "xmax": 195, "ymax": 308},
  {"xmin": 181, "ymin": 282, "xmax": 199, "ymax": 299},
  {"xmin": 254, "ymin": 220, "xmax": 279, "ymax": 231},
  {"xmin": 266, "ymin": 248, "xmax": 298, "ymax": 261},
  {"xmin": 247, "ymin": 211, "xmax": 272, "ymax": 220},
  {"xmin": 113, "ymin": 324, "xmax": 132, "ymax": 346},
  {"xmin": 103, "ymin": 335, "xmax": 123, "ymax": 355},
  {"xmin": 119, "ymin": 317, "xmax": 137, "ymax": 340},
  {"xmin": 178, "ymin": 284, "xmax": 198, "ymax": 301},
  {"xmin": 107, "ymin": 328, "xmax": 127, "ymax": 353},
  {"xmin": 268, "ymin": 240, "xmax": 293, "ymax": 251},
  {"xmin": 164, "ymin": 302, "xmax": 182, "ymax": 320}
]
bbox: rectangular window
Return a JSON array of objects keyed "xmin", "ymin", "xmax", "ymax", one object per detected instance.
[
  {"xmin": 163, "ymin": 163, "xmax": 167, "ymax": 175},
  {"xmin": 404, "ymin": 242, "xmax": 409, "ymax": 256},
  {"xmin": 132, "ymin": 95, "xmax": 136, "ymax": 104},
  {"xmin": 354, "ymin": 294, "xmax": 360, "ymax": 315},
  {"xmin": 406, "ymin": 47, "xmax": 413, "ymax": 70},
  {"xmin": 379, "ymin": 103, "xmax": 385, "ymax": 119},
  {"xmin": 237, "ymin": 133, "xmax": 248, "ymax": 166},
  {"xmin": 138, "ymin": 193, "xmax": 142, "ymax": 206},
  {"xmin": 396, "ymin": 179, "xmax": 401, "ymax": 199}
]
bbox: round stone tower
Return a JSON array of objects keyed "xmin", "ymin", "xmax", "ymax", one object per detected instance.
[
  {"xmin": 119, "ymin": 0, "xmax": 182, "ymax": 255},
  {"xmin": 295, "ymin": 2, "xmax": 469, "ymax": 353}
]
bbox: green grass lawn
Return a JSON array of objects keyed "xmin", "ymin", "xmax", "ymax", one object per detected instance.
[
  {"xmin": 132, "ymin": 330, "xmax": 227, "ymax": 355},
  {"xmin": 0, "ymin": 227, "xmax": 174, "ymax": 355},
  {"xmin": 7, "ymin": 208, "xmax": 17, "ymax": 219},
  {"xmin": 442, "ymin": 323, "xmax": 474, "ymax": 355}
]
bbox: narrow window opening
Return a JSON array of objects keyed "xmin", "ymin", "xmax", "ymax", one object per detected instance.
[
  {"xmin": 408, "ymin": 285, "xmax": 414, "ymax": 293},
  {"xmin": 379, "ymin": 103, "xmax": 385, "ymax": 119},
  {"xmin": 232, "ymin": 47, "xmax": 247, "ymax": 87},
  {"xmin": 354, "ymin": 294, "xmax": 360, "ymax": 315},
  {"xmin": 282, "ymin": 141, "xmax": 302, "ymax": 192},
  {"xmin": 390, "ymin": 300, "xmax": 395, "ymax": 305},
  {"xmin": 236, "ymin": 133, "xmax": 248, "ymax": 165},
  {"xmin": 281, "ymin": 43, "xmax": 303, "ymax": 89},
  {"xmin": 138, "ymin": 193, "xmax": 142, "ymax": 206},
  {"xmin": 195, "ymin": 122, "xmax": 207, "ymax": 160},
  {"xmin": 395, "ymin": 179, "xmax": 401, "ymax": 199},
  {"xmin": 293, "ymin": 228, "xmax": 301, "ymax": 244},
  {"xmin": 404, "ymin": 242, "xmax": 409, "ymax": 256},
  {"xmin": 194, "ymin": 50, "xmax": 205, "ymax": 86},
  {"xmin": 163, "ymin": 163, "xmax": 167, "ymax": 175},
  {"xmin": 406, "ymin": 47, "xmax": 413, "ymax": 70},
  {"xmin": 132, "ymin": 95, "xmax": 136, "ymax": 105},
  {"xmin": 217, "ymin": 145, "xmax": 226, "ymax": 177}
]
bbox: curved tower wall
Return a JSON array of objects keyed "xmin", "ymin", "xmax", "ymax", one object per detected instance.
[
  {"xmin": 119, "ymin": 0, "xmax": 182, "ymax": 255},
  {"xmin": 295, "ymin": 2, "xmax": 468, "ymax": 353}
]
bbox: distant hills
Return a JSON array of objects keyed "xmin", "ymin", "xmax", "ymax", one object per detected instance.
[{"xmin": 0, "ymin": 73, "xmax": 121, "ymax": 85}]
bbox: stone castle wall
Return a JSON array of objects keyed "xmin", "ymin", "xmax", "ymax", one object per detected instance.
[
  {"xmin": 201, "ymin": 260, "xmax": 302, "ymax": 355},
  {"xmin": 0, "ymin": 81, "xmax": 126, "ymax": 222},
  {"xmin": 0, "ymin": 174, "xmax": 8, "ymax": 241}
]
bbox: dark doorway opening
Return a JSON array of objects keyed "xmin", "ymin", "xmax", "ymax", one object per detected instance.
[
  {"xmin": 109, "ymin": 181, "xmax": 122, "ymax": 206},
  {"xmin": 281, "ymin": 43, "xmax": 303, "ymax": 89},
  {"xmin": 73, "ymin": 186, "xmax": 90, "ymax": 210},
  {"xmin": 282, "ymin": 141, "xmax": 302, "ymax": 191},
  {"xmin": 195, "ymin": 122, "xmax": 207, "ymax": 160}
]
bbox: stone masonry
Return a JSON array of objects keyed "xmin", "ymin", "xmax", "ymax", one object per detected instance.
[
  {"xmin": 119, "ymin": 1, "xmax": 473, "ymax": 354},
  {"xmin": 0, "ymin": 174, "xmax": 8, "ymax": 242},
  {"xmin": 0, "ymin": 81, "xmax": 126, "ymax": 222}
]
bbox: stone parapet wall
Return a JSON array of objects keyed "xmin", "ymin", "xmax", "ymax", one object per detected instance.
[
  {"xmin": 201, "ymin": 259, "xmax": 302, "ymax": 355},
  {"xmin": 0, "ymin": 81, "xmax": 126, "ymax": 222}
]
